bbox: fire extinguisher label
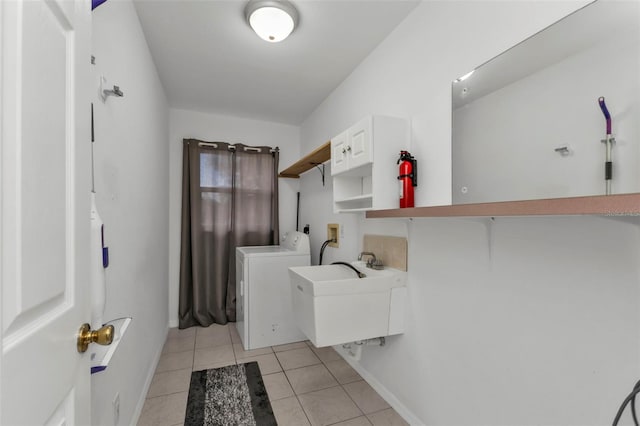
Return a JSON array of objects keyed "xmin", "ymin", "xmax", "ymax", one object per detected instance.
[{"xmin": 399, "ymin": 180, "xmax": 404, "ymax": 199}]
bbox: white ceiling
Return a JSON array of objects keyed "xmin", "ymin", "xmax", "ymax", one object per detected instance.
[{"xmin": 133, "ymin": 0, "xmax": 420, "ymax": 125}]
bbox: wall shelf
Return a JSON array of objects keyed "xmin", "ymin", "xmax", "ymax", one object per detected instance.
[
  {"xmin": 334, "ymin": 192, "xmax": 374, "ymax": 213},
  {"xmin": 336, "ymin": 207, "xmax": 371, "ymax": 213},
  {"xmin": 365, "ymin": 193, "xmax": 640, "ymax": 219},
  {"xmin": 278, "ymin": 141, "xmax": 331, "ymax": 178},
  {"xmin": 335, "ymin": 193, "xmax": 373, "ymax": 203}
]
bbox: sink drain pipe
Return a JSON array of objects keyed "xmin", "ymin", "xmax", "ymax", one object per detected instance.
[{"xmin": 342, "ymin": 337, "xmax": 386, "ymax": 361}]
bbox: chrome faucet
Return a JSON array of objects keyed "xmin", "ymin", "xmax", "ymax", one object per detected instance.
[
  {"xmin": 358, "ymin": 251, "xmax": 376, "ymax": 262},
  {"xmin": 358, "ymin": 252, "xmax": 383, "ymax": 269}
]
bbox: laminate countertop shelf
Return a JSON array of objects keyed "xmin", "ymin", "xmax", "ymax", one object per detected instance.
[
  {"xmin": 365, "ymin": 193, "xmax": 640, "ymax": 219},
  {"xmin": 279, "ymin": 141, "xmax": 330, "ymax": 178}
]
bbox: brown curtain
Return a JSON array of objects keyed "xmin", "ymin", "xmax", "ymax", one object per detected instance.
[{"xmin": 178, "ymin": 139, "xmax": 279, "ymax": 328}]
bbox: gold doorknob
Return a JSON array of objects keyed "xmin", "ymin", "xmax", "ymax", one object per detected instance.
[{"xmin": 77, "ymin": 323, "xmax": 114, "ymax": 353}]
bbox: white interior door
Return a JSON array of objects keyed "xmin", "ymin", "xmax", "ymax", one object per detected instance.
[{"xmin": 1, "ymin": 0, "xmax": 92, "ymax": 424}]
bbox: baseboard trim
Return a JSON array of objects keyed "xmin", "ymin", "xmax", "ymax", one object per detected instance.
[
  {"xmin": 335, "ymin": 345, "xmax": 424, "ymax": 426},
  {"xmin": 130, "ymin": 323, "xmax": 169, "ymax": 426}
]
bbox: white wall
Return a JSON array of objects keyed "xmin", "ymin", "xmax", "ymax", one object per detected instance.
[
  {"xmin": 356, "ymin": 216, "xmax": 640, "ymax": 425},
  {"xmin": 91, "ymin": 1, "xmax": 170, "ymax": 425},
  {"xmin": 299, "ymin": 1, "xmax": 640, "ymax": 424},
  {"xmin": 168, "ymin": 108, "xmax": 301, "ymax": 327}
]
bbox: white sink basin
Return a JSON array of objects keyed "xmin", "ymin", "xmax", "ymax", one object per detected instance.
[
  {"xmin": 289, "ymin": 261, "xmax": 407, "ymax": 347},
  {"xmin": 291, "ymin": 261, "xmax": 404, "ymax": 296}
]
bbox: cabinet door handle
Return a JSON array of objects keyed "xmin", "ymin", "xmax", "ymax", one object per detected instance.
[
  {"xmin": 342, "ymin": 148, "xmax": 347, "ymax": 154},
  {"xmin": 346, "ymin": 145, "xmax": 352, "ymax": 151}
]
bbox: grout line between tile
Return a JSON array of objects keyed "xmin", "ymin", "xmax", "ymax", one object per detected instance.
[
  {"xmin": 278, "ymin": 359, "xmax": 323, "ymax": 373},
  {"xmin": 277, "ymin": 359, "xmax": 313, "ymax": 426},
  {"xmin": 191, "ymin": 342, "xmax": 196, "ymax": 371},
  {"xmin": 332, "ymin": 355, "xmax": 370, "ymax": 418},
  {"xmin": 366, "ymin": 406, "xmax": 393, "ymax": 416},
  {"xmin": 325, "ymin": 413, "xmax": 369, "ymax": 426},
  {"xmin": 294, "ymin": 393, "xmax": 313, "ymax": 426},
  {"xmin": 290, "ymin": 383, "xmax": 339, "ymax": 397},
  {"xmin": 272, "ymin": 349, "xmax": 285, "ymax": 372},
  {"xmin": 323, "ymin": 358, "xmax": 342, "ymax": 384},
  {"xmin": 145, "ymin": 389, "xmax": 189, "ymax": 401},
  {"xmin": 280, "ymin": 366, "xmax": 297, "ymax": 396},
  {"xmin": 310, "ymin": 348, "xmax": 341, "ymax": 396},
  {"xmin": 341, "ymin": 381, "xmax": 366, "ymax": 417}
]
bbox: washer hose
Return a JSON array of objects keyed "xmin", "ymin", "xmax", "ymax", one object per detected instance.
[{"xmin": 318, "ymin": 238, "xmax": 336, "ymax": 265}]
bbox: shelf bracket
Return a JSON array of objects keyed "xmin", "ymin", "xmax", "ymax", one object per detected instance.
[{"xmin": 313, "ymin": 163, "xmax": 325, "ymax": 186}]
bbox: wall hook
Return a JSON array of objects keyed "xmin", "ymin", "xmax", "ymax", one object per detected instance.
[{"xmin": 100, "ymin": 76, "xmax": 124, "ymax": 101}]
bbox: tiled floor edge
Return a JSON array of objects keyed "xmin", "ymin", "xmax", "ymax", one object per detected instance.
[
  {"xmin": 333, "ymin": 345, "xmax": 423, "ymax": 426},
  {"xmin": 131, "ymin": 325, "xmax": 170, "ymax": 425}
]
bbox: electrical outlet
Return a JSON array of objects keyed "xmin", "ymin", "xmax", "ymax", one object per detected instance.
[
  {"xmin": 327, "ymin": 224, "xmax": 339, "ymax": 248},
  {"xmin": 113, "ymin": 392, "xmax": 120, "ymax": 425}
]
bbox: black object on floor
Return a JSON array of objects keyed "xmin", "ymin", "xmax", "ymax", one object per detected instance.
[{"xmin": 185, "ymin": 362, "xmax": 276, "ymax": 426}]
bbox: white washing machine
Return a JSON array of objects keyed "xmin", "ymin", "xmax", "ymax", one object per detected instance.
[{"xmin": 236, "ymin": 231, "xmax": 310, "ymax": 350}]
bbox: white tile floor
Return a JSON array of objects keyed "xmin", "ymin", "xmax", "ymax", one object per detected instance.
[{"xmin": 137, "ymin": 324, "xmax": 409, "ymax": 426}]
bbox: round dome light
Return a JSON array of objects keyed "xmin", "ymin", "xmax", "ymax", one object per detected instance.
[{"xmin": 245, "ymin": 0, "xmax": 299, "ymax": 43}]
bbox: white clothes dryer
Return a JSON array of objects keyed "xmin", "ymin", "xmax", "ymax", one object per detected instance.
[{"xmin": 236, "ymin": 231, "xmax": 310, "ymax": 350}]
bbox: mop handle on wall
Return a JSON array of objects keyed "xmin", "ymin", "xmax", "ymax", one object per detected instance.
[
  {"xmin": 598, "ymin": 96, "xmax": 613, "ymax": 195},
  {"xmin": 598, "ymin": 96, "xmax": 611, "ymax": 135}
]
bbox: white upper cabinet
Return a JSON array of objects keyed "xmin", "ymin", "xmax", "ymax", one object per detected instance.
[
  {"xmin": 330, "ymin": 116, "xmax": 408, "ymax": 213},
  {"xmin": 346, "ymin": 116, "xmax": 373, "ymax": 170},
  {"xmin": 331, "ymin": 117, "xmax": 373, "ymax": 175},
  {"xmin": 331, "ymin": 130, "xmax": 349, "ymax": 175}
]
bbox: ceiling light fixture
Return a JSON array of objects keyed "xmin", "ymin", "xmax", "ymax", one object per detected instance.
[{"xmin": 244, "ymin": 0, "xmax": 299, "ymax": 43}]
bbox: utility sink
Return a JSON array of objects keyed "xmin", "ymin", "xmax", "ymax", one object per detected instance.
[{"xmin": 289, "ymin": 261, "xmax": 407, "ymax": 347}]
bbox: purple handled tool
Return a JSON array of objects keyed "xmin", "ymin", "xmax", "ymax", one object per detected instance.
[{"xmin": 598, "ymin": 96, "xmax": 614, "ymax": 195}]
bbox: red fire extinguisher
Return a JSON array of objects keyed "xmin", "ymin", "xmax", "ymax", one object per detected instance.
[{"xmin": 397, "ymin": 151, "xmax": 417, "ymax": 208}]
